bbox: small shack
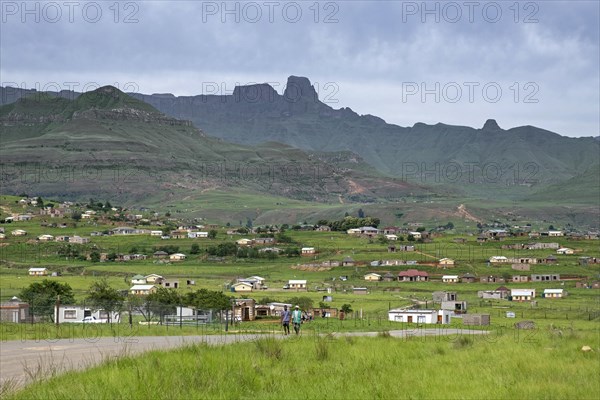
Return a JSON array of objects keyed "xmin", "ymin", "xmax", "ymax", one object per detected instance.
[
  {"xmin": 0, "ymin": 297, "xmax": 30, "ymax": 323},
  {"xmin": 463, "ymin": 314, "xmax": 491, "ymax": 326},
  {"xmin": 233, "ymin": 299, "xmax": 256, "ymax": 321}
]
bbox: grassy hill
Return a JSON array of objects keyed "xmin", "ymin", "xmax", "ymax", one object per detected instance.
[
  {"xmin": 1, "ymin": 84, "xmax": 598, "ymax": 227},
  {"xmin": 4, "ymin": 81, "xmax": 598, "ymax": 203},
  {"xmin": 526, "ymin": 164, "xmax": 600, "ymax": 204},
  {"xmin": 0, "ymin": 86, "xmax": 432, "ymax": 209}
]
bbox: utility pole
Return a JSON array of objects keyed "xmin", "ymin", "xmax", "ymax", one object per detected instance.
[
  {"xmin": 55, "ymin": 295, "xmax": 60, "ymax": 326},
  {"xmin": 128, "ymin": 302, "xmax": 133, "ymax": 328}
]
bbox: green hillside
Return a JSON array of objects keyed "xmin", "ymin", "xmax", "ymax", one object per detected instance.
[
  {"xmin": 1, "ymin": 84, "xmax": 598, "ymax": 227},
  {"xmin": 0, "ymin": 86, "xmax": 432, "ymax": 209},
  {"xmin": 128, "ymin": 77, "xmax": 600, "ymax": 202}
]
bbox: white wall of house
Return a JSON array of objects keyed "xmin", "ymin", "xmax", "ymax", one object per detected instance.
[
  {"xmin": 387, "ymin": 309, "xmax": 450, "ymax": 324},
  {"xmin": 55, "ymin": 306, "xmax": 121, "ymax": 323}
]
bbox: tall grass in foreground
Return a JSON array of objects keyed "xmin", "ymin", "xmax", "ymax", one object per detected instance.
[{"xmin": 7, "ymin": 328, "xmax": 600, "ymax": 400}]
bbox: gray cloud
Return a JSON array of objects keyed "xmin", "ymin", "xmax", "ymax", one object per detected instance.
[{"xmin": 1, "ymin": 0, "xmax": 598, "ymax": 136}]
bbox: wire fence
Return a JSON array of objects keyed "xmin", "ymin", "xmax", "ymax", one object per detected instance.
[{"xmin": 11, "ymin": 297, "xmax": 600, "ymax": 330}]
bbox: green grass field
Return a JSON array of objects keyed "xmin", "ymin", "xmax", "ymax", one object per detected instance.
[
  {"xmin": 1, "ymin": 199, "xmax": 599, "ymax": 399},
  {"xmin": 5, "ymin": 327, "xmax": 599, "ymax": 400}
]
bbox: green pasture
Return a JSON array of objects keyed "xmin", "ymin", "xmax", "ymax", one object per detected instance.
[{"xmin": 5, "ymin": 327, "xmax": 599, "ymax": 400}]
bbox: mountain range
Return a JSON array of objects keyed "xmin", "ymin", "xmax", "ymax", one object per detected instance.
[
  {"xmin": 1, "ymin": 78, "xmax": 598, "ymax": 227},
  {"xmin": 128, "ymin": 76, "xmax": 599, "ymax": 199}
]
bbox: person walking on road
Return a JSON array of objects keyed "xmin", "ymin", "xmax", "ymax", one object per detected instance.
[
  {"xmin": 292, "ymin": 305, "xmax": 303, "ymax": 335},
  {"xmin": 281, "ymin": 305, "xmax": 291, "ymax": 335}
]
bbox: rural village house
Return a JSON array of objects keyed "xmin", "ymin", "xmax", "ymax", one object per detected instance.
[
  {"xmin": 0, "ymin": 297, "xmax": 30, "ymax": 323},
  {"xmin": 28, "ymin": 267, "xmax": 48, "ymax": 276},
  {"xmin": 543, "ymin": 289, "xmax": 567, "ymax": 298},
  {"xmin": 388, "ymin": 309, "xmax": 452, "ymax": 324},
  {"xmin": 130, "ymin": 284, "xmax": 157, "ymax": 296},
  {"xmin": 301, "ymin": 247, "xmax": 316, "ymax": 256},
  {"xmin": 288, "ymin": 279, "xmax": 307, "ymax": 291},
  {"xmin": 510, "ymin": 288, "xmax": 536, "ymax": 301},
  {"xmin": 364, "ymin": 273, "xmax": 382, "ymax": 282},
  {"xmin": 398, "ymin": 269, "xmax": 429, "ymax": 282},
  {"xmin": 55, "ymin": 305, "xmax": 121, "ymax": 323},
  {"xmin": 442, "ymin": 275, "xmax": 459, "ymax": 283}
]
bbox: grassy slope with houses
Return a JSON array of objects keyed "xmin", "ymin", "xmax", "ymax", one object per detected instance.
[
  {"xmin": 2, "ymin": 87, "xmax": 599, "ymax": 229},
  {"xmin": 1, "ymin": 194, "xmax": 599, "ymax": 398},
  {"xmin": 1, "ymin": 195, "xmax": 598, "ymax": 309}
]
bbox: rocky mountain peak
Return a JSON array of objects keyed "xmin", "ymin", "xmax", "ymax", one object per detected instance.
[
  {"xmin": 232, "ymin": 83, "xmax": 279, "ymax": 103},
  {"xmin": 284, "ymin": 76, "xmax": 319, "ymax": 103},
  {"xmin": 482, "ymin": 119, "xmax": 502, "ymax": 131}
]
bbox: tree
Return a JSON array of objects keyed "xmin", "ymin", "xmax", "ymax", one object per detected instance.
[
  {"xmin": 89, "ymin": 251, "xmax": 101, "ymax": 262},
  {"xmin": 275, "ymin": 232, "xmax": 293, "ymax": 243},
  {"xmin": 285, "ymin": 296, "xmax": 313, "ymax": 311},
  {"xmin": 256, "ymin": 296, "xmax": 279, "ymax": 305},
  {"xmin": 190, "ymin": 243, "xmax": 200, "ymax": 254},
  {"xmin": 548, "ymin": 225, "xmax": 555, "ymax": 230},
  {"xmin": 207, "ymin": 242, "xmax": 237, "ymax": 257},
  {"xmin": 284, "ymin": 247, "xmax": 300, "ymax": 257},
  {"xmin": 126, "ymin": 294, "xmax": 153, "ymax": 323},
  {"xmin": 357, "ymin": 208, "xmax": 365, "ymax": 218},
  {"xmin": 36, "ymin": 196, "xmax": 44, "ymax": 207},
  {"xmin": 183, "ymin": 289, "xmax": 231, "ymax": 311},
  {"xmin": 19, "ymin": 280, "xmax": 75, "ymax": 321},
  {"xmin": 72, "ymin": 211, "xmax": 82, "ymax": 221},
  {"xmin": 148, "ymin": 287, "xmax": 182, "ymax": 305},
  {"xmin": 86, "ymin": 278, "xmax": 124, "ymax": 324},
  {"xmin": 341, "ymin": 304, "xmax": 353, "ymax": 314},
  {"xmin": 208, "ymin": 230, "xmax": 218, "ymax": 239},
  {"xmin": 146, "ymin": 287, "xmax": 182, "ymax": 319},
  {"xmin": 58, "ymin": 244, "xmax": 79, "ymax": 259}
]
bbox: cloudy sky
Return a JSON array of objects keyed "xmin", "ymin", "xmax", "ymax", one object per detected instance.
[{"xmin": 1, "ymin": 1, "xmax": 598, "ymax": 137}]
